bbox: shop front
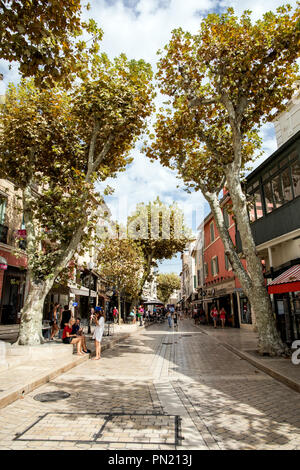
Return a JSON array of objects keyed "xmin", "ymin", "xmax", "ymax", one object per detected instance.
[
  {"xmin": 202, "ymin": 282, "xmax": 240, "ymax": 328},
  {"xmin": 0, "ymin": 265, "xmax": 26, "ymax": 324},
  {"xmin": 268, "ymin": 264, "xmax": 300, "ymax": 345}
]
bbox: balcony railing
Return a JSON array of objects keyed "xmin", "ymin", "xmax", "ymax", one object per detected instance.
[{"xmin": 0, "ymin": 224, "xmax": 8, "ymax": 244}]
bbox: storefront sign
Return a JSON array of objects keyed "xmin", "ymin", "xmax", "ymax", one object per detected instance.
[
  {"xmin": 17, "ymin": 229, "xmax": 27, "ymax": 238},
  {"xmin": 0, "ymin": 256, "xmax": 7, "ymax": 270}
]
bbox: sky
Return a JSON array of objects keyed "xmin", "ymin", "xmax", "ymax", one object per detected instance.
[{"xmin": 0, "ymin": 0, "xmax": 298, "ymax": 275}]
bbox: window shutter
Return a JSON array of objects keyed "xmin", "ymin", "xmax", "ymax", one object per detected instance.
[
  {"xmin": 216, "ymin": 256, "xmax": 219, "ymax": 274},
  {"xmin": 211, "ymin": 259, "xmax": 214, "ymax": 276},
  {"xmin": 225, "ymin": 254, "xmax": 228, "ymax": 271},
  {"xmin": 0, "ymin": 198, "xmax": 7, "ymax": 225},
  {"xmin": 223, "ymin": 208, "xmax": 229, "ymax": 228},
  {"xmin": 210, "ymin": 222, "xmax": 214, "ymax": 242}
]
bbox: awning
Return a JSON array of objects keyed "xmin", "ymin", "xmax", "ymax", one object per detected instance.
[
  {"xmin": 70, "ymin": 287, "xmax": 97, "ymax": 297},
  {"xmin": 268, "ymin": 265, "xmax": 300, "ymax": 294},
  {"xmin": 142, "ymin": 298, "xmax": 164, "ymax": 305}
]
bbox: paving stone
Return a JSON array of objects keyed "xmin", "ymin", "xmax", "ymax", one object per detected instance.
[{"xmin": 0, "ymin": 320, "xmax": 299, "ymax": 450}]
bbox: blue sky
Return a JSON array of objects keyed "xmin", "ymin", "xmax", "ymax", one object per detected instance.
[{"xmin": 0, "ymin": 0, "xmax": 298, "ymax": 275}]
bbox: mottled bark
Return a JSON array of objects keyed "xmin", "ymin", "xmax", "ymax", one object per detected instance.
[
  {"xmin": 17, "ymin": 280, "xmax": 54, "ymax": 345},
  {"xmin": 224, "ymin": 165, "xmax": 286, "ymax": 356},
  {"xmin": 118, "ymin": 293, "xmax": 121, "ymax": 326}
]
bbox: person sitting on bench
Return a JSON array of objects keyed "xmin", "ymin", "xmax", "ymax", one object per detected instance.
[
  {"xmin": 71, "ymin": 318, "xmax": 90, "ymax": 354},
  {"xmin": 62, "ymin": 318, "xmax": 84, "ymax": 355}
]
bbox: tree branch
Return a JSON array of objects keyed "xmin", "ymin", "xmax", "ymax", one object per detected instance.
[
  {"xmin": 87, "ymin": 133, "xmax": 114, "ymax": 180},
  {"xmin": 87, "ymin": 120, "xmax": 100, "ymax": 176},
  {"xmin": 188, "ymin": 97, "xmax": 217, "ymax": 108}
]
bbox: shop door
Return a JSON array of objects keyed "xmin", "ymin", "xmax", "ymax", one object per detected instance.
[{"xmin": 0, "ymin": 270, "xmax": 25, "ymax": 324}]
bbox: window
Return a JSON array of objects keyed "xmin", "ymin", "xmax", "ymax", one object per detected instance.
[
  {"xmin": 210, "ymin": 222, "xmax": 215, "ymax": 242},
  {"xmin": 254, "ymin": 189, "xmax": 263, "ymax": 219},
  {"xmin": 272, "ymin": 174, "xmax": 284, "ymax": 209},
  {"xmin": 211, "ymin": 256, "xmax": 219, "ymax": 276},
  {"xmin": 291, "ymin": 160, "xmax": 300, "ymax": 198},
  {"xmin": 223, "ymin": 208, "xmax": 229, "ymax": 228},
  {"xmin": 281, "ymin": 168, "xmax": 293, "ymax": 203},
  {"xmin": 225, "ymin": 254, "xmax": 230, "ymax": 271},
  {"xmin": 197, "ymin": 269, "xmax": 201, "ymax": 286},
  {"xmin": 204, "ymin": 263, "xmax": 208, "ymax": 278},
  {"xmin": 249, "ymin": 187, "xmax": 263, "ymax": 222},
  {"xmin": 0, "ymin": 197, "xmax": 7, "ymax": 225},
  {"xmin": 263, "ymin": 182, "xmax": 274, "ymax": 214}
]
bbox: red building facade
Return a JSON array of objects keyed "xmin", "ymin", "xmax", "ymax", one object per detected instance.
[{"xmin": 201, "ymin": 194, "xmax": 253, "ymax": 328}]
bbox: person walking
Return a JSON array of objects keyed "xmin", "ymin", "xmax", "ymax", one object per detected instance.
[
  {"xmin": 173, "ymin": 311, "xmax": 178, "ymax": 331},
  {"xmin": 210, "ymin": 304, "xmax": 219, "ymax": 328},
  {"xmin": 113, "ymin": 307, "xmax": 118, "ymax": 324},
  {"xmin": 138, "ymin": 305, "xmax": 144, "ymax": 326},
  {"xmin": 167, "ymin": 311, "xmax": 172, "ymax": 328},
  {"xmin": 220, "ymin": 307, "xmax": 226, "ymax": 329},
  {"xmin": 50, "ymin": 303, "xmax": 60, "ymax": 340},
  {"xmin": 92, "ymin": 311, "xmax": 105, "ymax": 360}
]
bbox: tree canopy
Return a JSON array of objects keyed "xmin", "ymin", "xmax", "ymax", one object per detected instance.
[
  {"xmin": 157, "ymin": 272, "xmax": 181, "ymax": 304},
  {"xmin": 0, "ymin": 0, "xmax": 102, "ymax": 86},
  {"xmin": 145, "ymin": 5, "xmax": 300, "ymax": 355},
  {"xmin": 127, "ymin": 197, "xmax": 192, "ymax": 295}
]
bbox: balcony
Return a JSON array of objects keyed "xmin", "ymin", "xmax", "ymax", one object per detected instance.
[{"xmin": 0, "ymin": 224, "xmax": 8, "ymax": 244}]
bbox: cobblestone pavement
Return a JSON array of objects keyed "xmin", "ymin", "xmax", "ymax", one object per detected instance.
[{"xmin": 0, "ymin": 319, "xmax": 299, "ymax": 450}]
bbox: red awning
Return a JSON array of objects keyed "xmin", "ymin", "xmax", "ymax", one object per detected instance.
[{"xmin": 268, "ymin": 265, "xmax": 300, "ymax": 294}]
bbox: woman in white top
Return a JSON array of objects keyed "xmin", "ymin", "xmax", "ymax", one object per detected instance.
[{"xmin": 92, "ymin": 311, "xmax": 105, "ymax": 360}]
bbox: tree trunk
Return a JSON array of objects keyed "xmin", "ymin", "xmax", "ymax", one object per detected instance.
[
  {"xmin": 118, "ymin": 293, "xmax": 121, "ymax": 326},
  {"xmin": 16, "ymin": 279, "xmax": 54, "ymax": 345},
  {"xmin": 138, "ymin": 251, "xmax": 154, "ymax": 298},
  {"xmin": 224, "ymin": 166, "xmax": 286, "ymax": 355}
]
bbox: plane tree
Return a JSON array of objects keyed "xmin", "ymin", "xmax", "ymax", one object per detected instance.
[
  {"xmin": 0, "ymin": 52, "xmax": 154, "ymax": 345},
  {"xmin": 146, "ymin": 5, "xmax": 300, "ymax": 355}
]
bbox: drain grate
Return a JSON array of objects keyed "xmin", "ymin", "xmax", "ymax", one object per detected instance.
[
  {"xmin": 33, "ymin": 391, "xmax": 71, "ymax": 402},
  {"xmin": 14, "ymin": 412, "xmax": 182, "ymax": 446},
  {"xmin": 162, "ymin": 342, "xmax": 173, "ymax": 345},
  {"xmin": 181, "ymin": 335, "xmax": 192, "ymax": 337}
]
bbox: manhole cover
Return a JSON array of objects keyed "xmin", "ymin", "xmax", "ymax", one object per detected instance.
[{"xmin": 33, "ymin": 391, "xmax": 71, "ymax": 402}]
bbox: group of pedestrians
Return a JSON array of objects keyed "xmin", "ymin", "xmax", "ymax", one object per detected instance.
[
  {"xmin": 210, "ymin": 305, "xmax": 230, "ymax": 329},
  {"xmin": 167, "ymin": 306, "xmax": 179, "ymax": 330},
  {"xmin": 48, "ymin": 303, "xmax": 105, "ymax": 360}
]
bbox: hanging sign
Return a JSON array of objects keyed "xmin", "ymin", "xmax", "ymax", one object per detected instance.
[
  {"xmin": 17, "ymin": 229, "xmax": 27, "ymax": 238},
  {"xmin": 0, "ymin": 256, "xmax": 7, "ymax": 270},
  {"xmin": 72, "ymin": 302, "xmax": 78, "ymax": 307}
]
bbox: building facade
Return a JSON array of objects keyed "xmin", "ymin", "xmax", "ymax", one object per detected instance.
[
  {"xmin": 0, "ymin": 179, "xmax": 27, "ymax": 324},
  {"xmin": 241, "ymin": 130, "xmax": 300, "ymax": 344}
]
